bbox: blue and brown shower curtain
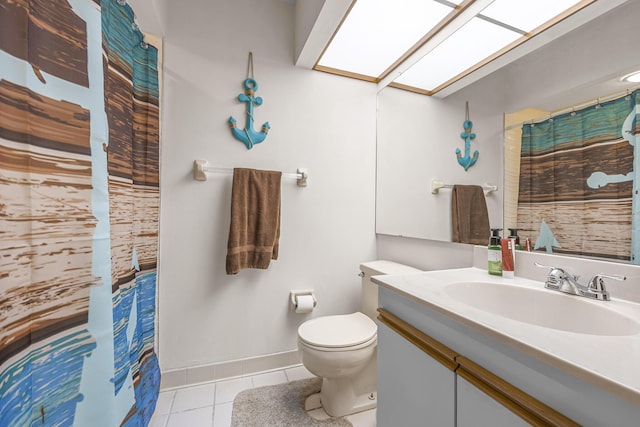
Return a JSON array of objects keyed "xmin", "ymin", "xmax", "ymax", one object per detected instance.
[
  {"xmin": 0, "ymin": 0, "xmax": 160, "ymax": 425},
  {"xmin": 518, "ymin": 89, "xmax": 640, "ymax": 262}
]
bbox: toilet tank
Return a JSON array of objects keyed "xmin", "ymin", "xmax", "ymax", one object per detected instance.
[{"xmin": 359, "ymin": 260, "xmax": 421, "ymax": 320}]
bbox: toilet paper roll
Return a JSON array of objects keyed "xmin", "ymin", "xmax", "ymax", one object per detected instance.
[{"xmin": 295, "ymin": 295, "xmax": 315, "ymax": 314}]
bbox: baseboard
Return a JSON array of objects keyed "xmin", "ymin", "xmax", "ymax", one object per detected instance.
[{"xmin": 160, "ymin": 349, "xmax": 301, "ymax": 390}]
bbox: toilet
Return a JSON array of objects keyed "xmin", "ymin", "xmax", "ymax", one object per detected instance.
[{"xmin": 297, "ymin": 260, "xmax": 421, "ymax": 417}]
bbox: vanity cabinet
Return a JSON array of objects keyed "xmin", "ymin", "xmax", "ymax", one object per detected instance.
[
  {"xmin": 377, "ymin": 322, "xmax": 455, "ymax": 427},
  {"xmin": 377, "ymin": 305, "xmax": 578, "ymax": 427},
  {"xmin": 374, "ymin": 269, "xmax": 640, "ymax": 426},
  {"xmin": 456, "ymin": 375, "xmax": 529, "ymax": 427}
]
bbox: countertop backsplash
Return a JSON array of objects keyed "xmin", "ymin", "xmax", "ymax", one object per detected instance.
[{"xmin": 472, "ymin": 246, "xmax": 640, "ymax": 305}]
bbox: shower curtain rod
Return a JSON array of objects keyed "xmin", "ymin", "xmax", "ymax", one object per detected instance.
[
  {"xmin": 504, "ymin": 84, "xmax": 640, "ymax": 131},
  {"xmin": 193, "ymin": 160, "xmax": 308, "ymax": 187}
]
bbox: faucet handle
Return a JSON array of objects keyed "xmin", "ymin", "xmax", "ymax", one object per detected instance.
[
  {"xmin": 587, "ymin": 273, "xmax": 625, "ymax": 296},
  {"xmin": 534, "ymin": 262, "xmax": 563, "ymax": 272},
  {"xmin": 534, "ymin": 262, "xmax": 553, "ymax": 268},
  {"xmin": 534, "ymin": 262, "xmax": 569, "ymax": 277},
  {"xmin": 534, "ymin": 262, "xmax": 571, "ymax": 287}
]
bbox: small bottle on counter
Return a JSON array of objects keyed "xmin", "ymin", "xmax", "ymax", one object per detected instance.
[
  {"xmin": 501, "ymin": 238, "xmax": 516, "ymax": 279},
  {"xmin": 488, "ymin": 228, "xmax": 502, "ymax": 276},
  {"xmin": 508, "ymin": 228, "xmax": 525, "ymax": 250}
]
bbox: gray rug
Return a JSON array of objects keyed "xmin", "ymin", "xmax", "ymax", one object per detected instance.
[{"xmin": 230, "ymin": 378, "xmax": 353, "ymax": 427}]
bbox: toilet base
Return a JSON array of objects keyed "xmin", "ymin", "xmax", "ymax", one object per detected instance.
[{"xmin": 305, "ymin": 391, "xmax": 376, "ymax": 419}]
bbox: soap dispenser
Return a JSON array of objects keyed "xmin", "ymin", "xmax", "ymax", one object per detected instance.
[
  {"xmin": 508, "ymin": 228, "xmax": 525, "ymax": 250},
  {"xmin": 488, "ymin": 228, "xmax": 502, "ymax": 276}
]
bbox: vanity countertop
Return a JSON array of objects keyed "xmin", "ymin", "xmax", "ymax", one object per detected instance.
[{"xmin": 373, "ymin": 267, "xmax": 640, "ymax": 406}]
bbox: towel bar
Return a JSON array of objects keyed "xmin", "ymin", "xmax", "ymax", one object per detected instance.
[
  {"xmin": 193, "ymin": 160, "xmax": 308, "ymax": 187},
  {"xmin": 431, "ymin": 178, "xmax": 497, "ymax": 196}
]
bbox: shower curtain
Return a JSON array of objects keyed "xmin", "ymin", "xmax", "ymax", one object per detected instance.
[
  {"xmin": 517, "ymin": 89, "xmax": 640, "ymax": 262},
  {"xmin": 0, "ymin": 0, "xmax": 160, "ymax": 425}
]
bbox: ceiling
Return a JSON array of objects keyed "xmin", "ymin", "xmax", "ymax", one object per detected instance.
[
  {"xmin": 126, "ymin": 0, "xmax": 638, "ymax": 103},
  {"xmin": 309, "ymin": 0, "xmax": 631, "ymax": 97}
]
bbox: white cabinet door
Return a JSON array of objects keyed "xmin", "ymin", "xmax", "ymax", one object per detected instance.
[
  {"xmin": 376, "ymin": 322, "xmax": 455, "ymax": 427},
  {"xmin": 457, "ymin": 376, "xmax": 529, "ymax": 427}
]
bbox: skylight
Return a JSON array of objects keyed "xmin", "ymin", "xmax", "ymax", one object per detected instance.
[
  {"xmin": 314, "ymin": 0, "xmax": 592, "ymax": 95},
  {"xmin": 480, "ymin": 0, "xmax": 582, "ymax": 33},
  {"xmin": 393, "ymin": 16, "xmax": 521, "ymax": 92},
  {"xmin": 317, "ymin": 0, "xmax": 453, "ymax": 78}
]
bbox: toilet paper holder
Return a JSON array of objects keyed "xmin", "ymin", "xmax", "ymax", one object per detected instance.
[{"xmin": 290, "ymin": 290, "xmax": 317, "ymax": 311}]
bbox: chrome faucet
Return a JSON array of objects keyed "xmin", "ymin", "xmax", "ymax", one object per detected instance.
[{"xmin": 534, "ymin": 262, "xmax": 626, "ymax": 301}]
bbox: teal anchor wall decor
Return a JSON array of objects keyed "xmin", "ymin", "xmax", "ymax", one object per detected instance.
[
  {"xmin": 456, "ymin": 101, "xmax": 479, "ymax": 171},
  {"xmin": 229, "ymin": 53, "xmax": 270, "ymax": 149}
]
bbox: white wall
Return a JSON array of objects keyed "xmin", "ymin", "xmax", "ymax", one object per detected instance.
[{"xmin": 157, "ymin": 0, "xmax": 376, "ymax": 371}]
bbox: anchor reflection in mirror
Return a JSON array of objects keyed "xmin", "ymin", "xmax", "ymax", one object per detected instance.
[{"xmin": 456, "ymin": 101, "xmax": 479, "ymax": 171}]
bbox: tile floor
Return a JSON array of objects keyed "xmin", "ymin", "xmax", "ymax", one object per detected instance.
[{"xmin": 151, "ymin": 365, "xmax": 376, "ymax": 427}]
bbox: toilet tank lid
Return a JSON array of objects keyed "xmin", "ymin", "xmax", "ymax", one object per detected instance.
[
  {"xmin": 359, "ymin": 260, "xmax": 421, "ymax": 276},
  {"xmin": 298, "ymin": 312, "xmax": 376, "ymax": 348}
]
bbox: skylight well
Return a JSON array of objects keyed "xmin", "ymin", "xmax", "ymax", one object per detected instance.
[{"xmin": 314, "ymin": 0, "xmax": 591, "ymax": 95}]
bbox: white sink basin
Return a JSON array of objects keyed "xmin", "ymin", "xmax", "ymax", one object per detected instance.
[{"xmin": 444, "ymin": 282, "xmax": 640, "ymax": 336}]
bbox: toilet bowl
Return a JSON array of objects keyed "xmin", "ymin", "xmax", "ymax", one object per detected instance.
[
  {"xmin": 298, "ymin": 312, "xmax": 377, "ymax": 417},
  {"xmin": 296, "ymin": 261, "xmax": 421, "ymax": 418}
]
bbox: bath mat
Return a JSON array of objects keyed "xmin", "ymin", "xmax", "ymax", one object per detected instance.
[{"xmin": 230, "ymin": 377, "xmax": 353, "ymax": 427}]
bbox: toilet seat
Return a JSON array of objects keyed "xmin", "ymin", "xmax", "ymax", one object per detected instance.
[
  {"xmin": 299, "ymin": 334, "xmax": 376, "ymax": 352},
  {"xmin": 298, "ymin": 312, "xmax": 377, "ymax": 350}
]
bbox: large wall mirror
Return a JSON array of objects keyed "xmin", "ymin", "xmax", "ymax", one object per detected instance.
[
  {"xmin": 375, "ymin": 87, "xmax": 503, "ymax": 242},
  {"xmin": 376, "ymin": 0, "xmax": 640, "ymax": 263}
]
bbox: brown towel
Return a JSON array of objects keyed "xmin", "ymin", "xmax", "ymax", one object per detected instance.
[
  {"xmin": 226, "ymin": 168, "xmax": 282, "ymax": 275},
  {"xmin": 451, "ymin": 185, "xmax": 490, "ymax": 245}
]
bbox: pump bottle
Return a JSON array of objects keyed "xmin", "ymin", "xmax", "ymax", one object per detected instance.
[
  {"xmin": 508, "ymin": 228, "xmax": 525, "ymax": 250},
  {"xmin": 488, "ymin": 228, "xmax": 502, "ymax": 276}
]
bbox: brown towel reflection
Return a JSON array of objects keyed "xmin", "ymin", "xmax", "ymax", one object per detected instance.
[
  {"xmin": 226, "ymin": 168, "xmax": 282, "ymax": 275},
  {"xmin": 451, "ymin": 185, "xmax": 490, "ymax": 245}
]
